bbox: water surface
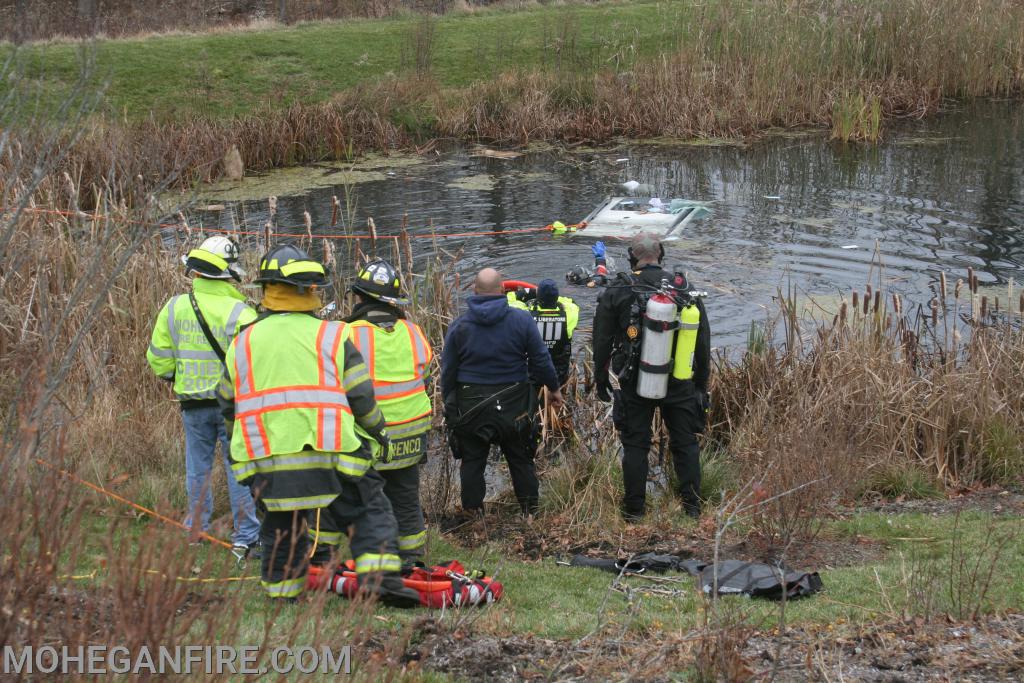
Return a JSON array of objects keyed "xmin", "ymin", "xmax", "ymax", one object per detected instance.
[{"xmin": 192, "ymin": 100, "xmax": 1024, "ymax": 348}]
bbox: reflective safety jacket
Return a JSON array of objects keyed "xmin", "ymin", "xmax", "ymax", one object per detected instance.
[
  {"xmin": 218, "ymin": 312, "xmax": 387, "ymax": 511},
  {"xmin": 507, "ymin": 292, "xmax": 580, "ymax": 384},
  {"xmin": 347, "ymin": 318, "xmax": 433, "ymax": 470},
  {"xmin": 147, "ymin": 278, "xmax": 256, "ymax": 405}
]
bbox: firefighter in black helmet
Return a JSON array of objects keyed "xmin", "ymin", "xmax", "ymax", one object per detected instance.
[
  {"xmin": 344, "ymin": 258, "xmax": 434, "ymax": 564},
  {"xmin": 218, "ymin": 243, "xmax": 419, "ymax": 605},
  {"xmin": 592, "ymin": 233, "xmax": 711, "ymax": 521}
]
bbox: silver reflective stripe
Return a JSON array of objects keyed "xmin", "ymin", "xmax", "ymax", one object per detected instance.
[
  {"xmin": 177, "ymin": 388, "xmax": 218, "ymax": 400},
  {"xmin": 375, "ymin": 377, "xmax": 425, "ymax": 399},
  {"xmin": 386, "ymin": 416, "xmax": 431, "ymax": 437},
  {"xmin": 235, "ymin": 328, "xmax": 253, "ymax": 394},
  {"xmin": 320, "ymin": 322, "xmax": 343, "ymax": 386},
  {"xmin": 407, "ymin": 323, "xmax": 430, "ymax": 373},
  {"xmin": 242, "ymin": 416, "xmax": 267, "ymax": 457},
  {"xmin": 234, "ymin": 453, "xmax": 338, "ymax": 478},
  {"xmin": 321, "ymin": 408, "xmax": 339, "ymax": 451},
  {"xmin": 680, "ymin": 322, "xmax": 700, "ymax": 330},
  {"xmin": 225, "ymin": 302, "xmax": 246, "ymax": 338},
  {"xmin": 538, "ymin": 319, "xmax": 564, "ymax": 343},
  {"xmin": 237, "ymin": 388, "xmax": 349, "ymax": 415},
  {"xmin": 166, "ymin": 295, "xmax": 182, "ymax": 346},
  {"xmin": 351, "ymin": 326, "xmax": 373, "ymax": 355},
  {"xmin": 148, "ymin": 342, "xmax": 174, "ymax": 358}
]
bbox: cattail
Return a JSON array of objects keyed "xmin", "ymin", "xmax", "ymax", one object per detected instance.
[
  {"xmin": 264, "ymin": 220, "xmax": 273, "ymax": 250},
  {"xmin": 995, "ymin": 297, "xmax": 1000, "ymax": 313},
  {"xmin": 863, "ymin": 290, "xmax": 870, "ymax": 316},
  {"xmin": 1019, "ymin": 293, "xmax": 1023, "ymax": 315},
  {"xmin": 971, "ymin": 271, "xmax": 979, "ymax": 294},
  {"xmin": 892, "ymin": 293, "xmax": 902, "ymax": 316},
  {"xmin": 268, "ymin": 195, "xmax": 278, "ymax": 217},
  {"xmin": 930, "ymin": 298, "xmax": 938, "ymax": 326},
  {"xmin": 839, "ymin": 301, "xmax": 847, "ymax": 324},
  {"xmin": 322, "ymin": 237, "xmax": 334, "ymax": 272},
  {"xmin": 304, "ymin": 211, "xmax": 313, "ymax": 241},
  {"xmin": 330, "ymin": 195, "xmax": 340, "ymax": 227},
  {"xmin": 940, "ymin": 272, "xmax": 948, "ymax": 300},
  {"xmin": 955, "ymin": 278, "xmax": 963, "ymax": 299},
  {"xmin": 852, "ymin": 291, "xmax": 859, "ymax": 312},
  {"xmin": 981, "ymin": 296, "xmax": 988, "ymax": 320},
  {"xmin": 873, "ymin": 290, "xmax": 881, "ymax": 314}
]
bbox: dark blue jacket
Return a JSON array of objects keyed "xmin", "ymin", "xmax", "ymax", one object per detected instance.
[{"xmin": 441, "ymin": 294, "xmax": 559, "ymax": 403}]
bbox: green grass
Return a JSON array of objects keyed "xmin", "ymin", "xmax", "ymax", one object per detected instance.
[
  {"xmin": 5, "ymin": 1, "xmax": 691, "ymax": 122},
  {"xmin": 67, "ymin": 507, "xmax": 1024, "ymax": 646}
]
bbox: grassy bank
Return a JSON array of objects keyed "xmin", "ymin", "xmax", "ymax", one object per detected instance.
[{"xmin": 4, "ymin": 0, "xmax": 1024, "ymax": 206}]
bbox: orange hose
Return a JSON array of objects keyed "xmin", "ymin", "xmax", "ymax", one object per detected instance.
[{"xmin": 35, "ymin": 459, "xmax": 233, "ymax": 549}]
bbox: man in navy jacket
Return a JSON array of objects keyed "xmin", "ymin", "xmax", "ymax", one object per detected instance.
[{"xmin": 442, "ymin": 268, "xmax": 564, "ymax": 516}]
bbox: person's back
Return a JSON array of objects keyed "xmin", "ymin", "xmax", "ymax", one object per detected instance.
[
  {"xmin": 441, "ymin": 268, "xmax": 562, "ymax": 517},
  {"xmin": 146, "ymin": 236, "xmax": 259, "ymax": 559}
]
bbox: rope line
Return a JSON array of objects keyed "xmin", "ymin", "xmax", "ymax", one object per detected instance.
[
  {"xmin": 35, "ymin": 459, "xmax": 233, "ymax": 550},
  {"xmin": 6, "ymin": 206, "xmax": 577, "ymax": 241}
]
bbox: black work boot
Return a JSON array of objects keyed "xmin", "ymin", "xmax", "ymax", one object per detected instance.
[{"xmin": 360, "ymin": 572, "xmax": 421, "ymax": 608}]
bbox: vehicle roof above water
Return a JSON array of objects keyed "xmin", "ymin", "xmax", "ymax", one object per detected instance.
[{"xmin": 577, "ymin": 196, "xmax": 710, "ymax": 240}]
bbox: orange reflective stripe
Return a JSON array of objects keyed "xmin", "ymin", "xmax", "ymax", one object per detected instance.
[
  {"xmin": 351, "ymin": 325, "xmax": 375, "ymax": 375},
  {"xmin": 404, "ymin": 322, "xmax": 430, "ymax": 376},
  {"xmin": 235, "ymin": 327, "xmax": 270, "ymax": 459}
]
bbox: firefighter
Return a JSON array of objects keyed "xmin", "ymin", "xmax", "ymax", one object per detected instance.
[
  {"xmin": 147, "ymin": 236, "xmax": 260, "ymax": 561},
  {"xmin": 592, "ymin": 233, "xmax": 711, "ymax": 521},
  {"xmin": 340, "ymin": 258, "xmax": 433, "ymax": 564},
  {"xmin": 218, "ymin": 243, "xmax": 419, "ymax": 605},
  {"xmin": 506, "ymin": 279, "xmax": 580, "ymax": 386}
]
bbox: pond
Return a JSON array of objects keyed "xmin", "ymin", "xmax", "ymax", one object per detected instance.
[{"xmin": 188, "ymin": 100, "xmax": 1024, "ymax": 348}]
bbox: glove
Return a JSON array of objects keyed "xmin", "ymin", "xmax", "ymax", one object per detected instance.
[
  {"xmin": 375, "ymin": 430, "xmax": 392, "ymax": 464},
  {"xmin": 446, "ymin": 426, "xmax": 461, "ymax": 460},
  {"xmin": 592, "ymin": 241, "xmax": 606, "ymax": 258},
  {"xmin": 596, "ymin": 379, "xmax": 613, "ymax": 403}
]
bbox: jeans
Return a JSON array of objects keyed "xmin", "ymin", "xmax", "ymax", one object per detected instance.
[{"xmin": 181, "ymin": 405, "xmax": 260, "ymax": 545}]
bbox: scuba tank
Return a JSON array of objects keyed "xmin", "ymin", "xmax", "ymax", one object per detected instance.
[{"xmin": 636, "ymin": 293, "xmax": 679, "ymax": 399}]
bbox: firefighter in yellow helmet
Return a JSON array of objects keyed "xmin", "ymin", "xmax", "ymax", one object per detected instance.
[
  {"xmin": 146, "ymin": 236, "xmax": 260, "ymax": 561},
  {"xmin": 339, "ymin": 258, "xmax": 433, "ymax": 564},
  {"xmin": 217, "ymin": 243, "xmax": 419, "ymax": 605}
]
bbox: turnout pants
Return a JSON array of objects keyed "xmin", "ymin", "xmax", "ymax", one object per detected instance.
[
  {"xmin": 259, "ymin": 468, "xmax": 401, "ymax": 599},
  {"xmin": 613, "ymin": 379, "xmax": 704, "ymax": 516},
  {"xmin": 452, "ymin": 383, "xmax": 539, "ymax": 515},
  {"xmin": 380, "ymin": 464, "xmax": 426, "ymax": 562}
]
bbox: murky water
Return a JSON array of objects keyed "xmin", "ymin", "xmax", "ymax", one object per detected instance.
[{"xmin": 193, "ymin": 100, "xmax": 1024, "ymax": 348}]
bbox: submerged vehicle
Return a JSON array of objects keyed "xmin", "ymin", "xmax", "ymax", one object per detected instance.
[{"xmin": 578, "ymin": 197, "xmax": 711, "ymax": 240}]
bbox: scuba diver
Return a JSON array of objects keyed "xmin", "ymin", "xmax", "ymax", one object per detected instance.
[
  {"xmin": 591, "ymin": 233, "xmax": 711, "ymax": 521},
  {"xmin": 565, "ymin": 241, "xmax": 611, "ymax": 288}
]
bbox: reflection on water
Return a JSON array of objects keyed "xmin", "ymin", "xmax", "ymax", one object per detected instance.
[{"xmin": 191, "ymin": 100, "xmax": 1024, "ymax": 347}]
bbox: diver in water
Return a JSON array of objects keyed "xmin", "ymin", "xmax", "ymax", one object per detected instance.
[{"xmin": 565, "ymin": 241, "xmax": 611, "ymax": 288}]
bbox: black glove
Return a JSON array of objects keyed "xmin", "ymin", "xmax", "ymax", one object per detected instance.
[
  {"xmin": 375, "ymin": 430, "xmax": 392, "ymax": 463},
  {"xmin": 696, "ymin": 390, "xmax": 710, "ymax": 413},
  {"xmin": 446, "ymin": 426, "xmax": 461, "ymax": 460},
  {"xmin": 596, "ymin": 379, "xmax": 613, "ymax": 403}
]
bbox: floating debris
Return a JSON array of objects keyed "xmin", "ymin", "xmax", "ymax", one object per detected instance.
[
  {"xmin": 471, "ymin": 148, "xmax": 523, "ymax": 160},
  {"xmin": 447, "ymin": 174, "xmax": 496, "ymax": 191}
]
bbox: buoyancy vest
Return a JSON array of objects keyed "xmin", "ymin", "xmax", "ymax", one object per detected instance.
[
  {"xmin": 347, "ymin": 318, "xmax": 433, "ymax": 469},
  {"xmin": 226, "ymin": 314, "xmax": 369, "ymax": 480},
  {"xmin": 147, "ymin": 278, "xmax": 255, "ymax": 401}
]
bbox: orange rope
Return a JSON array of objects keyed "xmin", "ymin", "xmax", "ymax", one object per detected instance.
[
  {"xmin": 35, "ymin": 459, "xmax": 233, "ymax": 549},
  {"xmin": 6, "ymin": 206, "xmax": 567, "ymax": 241}
]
